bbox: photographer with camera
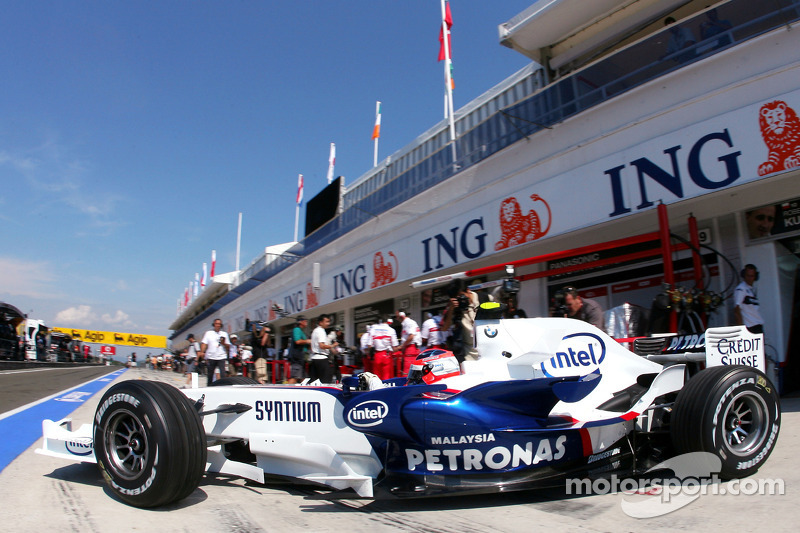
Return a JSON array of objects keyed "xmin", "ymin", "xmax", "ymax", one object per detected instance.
[
  {"xmin": 249, "ymin": 320, "xmax": 272, "ymax": 383},
  {"xmin": 440, "ymin": 279, "xmax": 490, "ymax": 363},
  {"xmin": 556, "ymin": 286, "xmax": 605, "ymax": 330}
]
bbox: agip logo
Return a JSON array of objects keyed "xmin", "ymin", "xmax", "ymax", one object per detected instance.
[
  {"xmin": 347, "ymin": 400, "xmax": 388, "ymax": 428},
  {"xmin": 540, "ymin": 332, "xmax": 606, "ymax": 377}
]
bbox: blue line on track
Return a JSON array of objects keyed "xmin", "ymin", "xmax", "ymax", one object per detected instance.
[{"xmin": 0, "ymin": 368, "xmax": 127, "ymax": 473}]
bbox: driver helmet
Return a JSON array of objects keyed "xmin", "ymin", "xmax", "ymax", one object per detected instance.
[{"xmin": 406, "ymin": 349, "xmax": 461, "ymax": 385}]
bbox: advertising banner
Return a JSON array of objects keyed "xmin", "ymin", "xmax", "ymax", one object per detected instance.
[{"xmin": 51, "ymin": 327, "xmax": 167, "ymax": 349}]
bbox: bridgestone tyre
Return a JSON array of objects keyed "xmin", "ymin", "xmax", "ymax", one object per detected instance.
[
  {"xmin": 671, "ymin": 365, "xmax": 780, "ymax": 479},
  {"xmin": 208, "ymin": 376, "xmax": 260, "ymax": 386},
  {"xmin": 93, "ymin": 380, "xmax": 207, "ymax": 508}
]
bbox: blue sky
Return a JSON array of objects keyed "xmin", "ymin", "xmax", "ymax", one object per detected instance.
[{"xmin": 0, "ymin": 0, "xmax": 534, "ymax": 339}]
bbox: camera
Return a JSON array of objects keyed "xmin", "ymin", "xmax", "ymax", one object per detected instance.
[
  {"xmin": 456, "ymin": 293, "xmax": 471, "ymax": 310},
  {"xmin": 272, "ymin": 304, "xmax": 290, "ymax": 318},
  {"xmin": 502, "ymin": 265, "xmax": 520, "ymax": 295},
  {"xmin": 551, "ymin": 290, "xmax": 568, "ymax": 317}
]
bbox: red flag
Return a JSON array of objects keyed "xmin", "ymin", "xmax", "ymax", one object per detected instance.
[
  {"xmin": 438, "ymin": 1, "xmax": 453, "ymax": 61},
  {"xmin": 210, "ymin": 250, "xmax": 216, "ymax": 278}
]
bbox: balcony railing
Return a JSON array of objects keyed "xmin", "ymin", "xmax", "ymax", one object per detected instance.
[{"xmin": 229, "ymin": 0, "xmax": 800, "ymax": 299}]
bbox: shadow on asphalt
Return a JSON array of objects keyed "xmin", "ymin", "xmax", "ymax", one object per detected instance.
[
  {"xmin": 44, "ymin": 461, "xmax": 211, "ymax": 510},
  {"xmin": 44, "ymin": 462, "xmax": 105, "ymax": 488},
  {"xmin": 295, "ymin": 484, "xmax": 602, "ymax": 518}
]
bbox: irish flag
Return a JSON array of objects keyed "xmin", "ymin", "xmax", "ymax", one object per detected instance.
[{"xmin": 372, "ymin": 101, "xmax": 382, "ymax": 140}]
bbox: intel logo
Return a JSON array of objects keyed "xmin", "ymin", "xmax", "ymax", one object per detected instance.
[
  {"xmin": 540, "ymin": 332, "xmax": 606, "ymax": 377},
  {"xmin": 347, "ymin": 400, "xmax": 388, "ymax": 428},
  {"xmin": 65, "ymin": 438, "xmax": 94, "ymax": 456}
]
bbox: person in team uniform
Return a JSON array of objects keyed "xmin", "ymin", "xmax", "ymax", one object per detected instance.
[
  {"xmin": 369, "ymin": 316, "xmax": 398, "ymax": 380},
  {"xmin": 421, "ymin": 311, "xmax": 445, "ymax": 349},
  {"xmin": 396, "ymin": 310, "xmax": 421, "ymax": 375}
]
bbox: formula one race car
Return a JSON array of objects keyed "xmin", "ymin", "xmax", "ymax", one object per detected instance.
[{"xmin": 38, "ymin": 317, "xmax": 780, "ymax": 508}]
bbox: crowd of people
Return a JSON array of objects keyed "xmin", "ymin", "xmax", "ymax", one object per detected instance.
[{"xmin": 173, "ymin": 258, "xmax": 766, "ymax": 385}]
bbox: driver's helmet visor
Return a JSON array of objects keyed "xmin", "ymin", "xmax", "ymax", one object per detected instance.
[{"xmin": 406, "ymin": 364, "xmax": 430, "ymax": 385}]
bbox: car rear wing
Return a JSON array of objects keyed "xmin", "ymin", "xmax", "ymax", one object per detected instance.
[{"xmin": 637, "ymin": 326, "xmax": 765, "ymax": 373}]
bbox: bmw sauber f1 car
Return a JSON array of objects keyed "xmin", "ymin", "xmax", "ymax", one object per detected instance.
[{"xmin": 37, "ymin": 318, "xmax": 780, "ymax": 508}]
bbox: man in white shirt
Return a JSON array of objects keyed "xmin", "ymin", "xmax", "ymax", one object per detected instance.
[
  {"xmin": 309, "ymin": 314, "xmax": 337, "ymax": 383},
  {"xmin": 199, "ymin": 318, "xmax": 229, "ymax": 386},
  {"xmin": 359, "ymin": 324, "xmax": 373, "ymax": 373},
  {"xmin": 184, "ymin": 333, "xmax": 200, "ymax": 387},
  {"xmin": 396, "ymin": 310, "xmax": 421, "ymax": 375},
  {"xmin": 228, "ymin": 334, "xmax": 241, "ymax": 376},
  {"xmin": 734, "ymin": 264, "xmax": 765, "ymax": 334},
  {"xmin": 370, "ymin": 316, "xmax": 399, "ymax": 380},
  {"xmin": 421, "ymin": 311, "xmax": 445, "ymax": 349}
]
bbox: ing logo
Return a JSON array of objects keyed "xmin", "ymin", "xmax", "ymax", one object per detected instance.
[
  {"xmin": 371, "ymin": 251, "xmax": 398, "ymax": 288},
  {"xmin": 757, "ymin": 100, "xmax": 800, "ymax": 176},
  {"xmin": 305, "ymin": 283, "xmax": 319, "ymax": 309},
  {"xmin": 495, "ymin": 194, "xmax": 551, "ymax": 251}
]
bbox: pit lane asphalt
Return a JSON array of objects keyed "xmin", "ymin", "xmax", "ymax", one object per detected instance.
[{"xmin": 1, "ymin": 366, "xmax": 797, "ymax": 533}]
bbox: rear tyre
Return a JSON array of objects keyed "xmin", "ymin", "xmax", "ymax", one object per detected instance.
[
  {"xmin": 671, "ymin": 365, "xmax": 780, "ymax": 478},
  {"xmin": 93, "ymin": 380, "xmax": 206, "ymax": 507}
]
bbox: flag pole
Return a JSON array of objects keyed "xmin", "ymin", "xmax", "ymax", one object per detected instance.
[
  {"xmin": 294, "ymin": 203, "xmax": 299, "ymax": 242},
  {"xmin": 372, "ymin": 101, "xmax": 382, "ymax": 167},
  {"xmin": 235, "ymin": 212, "xmax": 242, "ymax": 272},
  {"xmin": 440, "ymin": 0, "xmax": 457, "ymax": 162}
]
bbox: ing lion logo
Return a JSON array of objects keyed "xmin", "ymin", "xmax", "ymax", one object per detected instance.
[
  {"xmin": 758, "ymin": 100, "xmax": 800, "ymax": 176},
  {"xmin": 495, "ymin": 194, "xmax": 551, "ymax": 251},
  {"xmin": 305, "ymin": 283, "xmax": 318, "ymax": 309},
  {"xmin": 371, "ymin": 251, "xmax": 398, "ymax": 288}
]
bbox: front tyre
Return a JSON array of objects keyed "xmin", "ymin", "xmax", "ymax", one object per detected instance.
[
  {"xmin": 671, "ymin": 365, "xmax": 780, "ymax": 478},
  {"xmin": 93, "ymin": 380, "xmax": 206, "ymax": 507},
  {"xmin": 208, "ymin": 376, "xmax": 259, "ymax": 386}
]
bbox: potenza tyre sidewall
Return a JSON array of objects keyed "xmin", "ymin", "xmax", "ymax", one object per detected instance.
[
  {"xmin": 146, "ymin": 382, "xmax": 207, "ymax": 502},
  {"xmin": 672, "ymin": 365, "xmax": 780, "ymax": 479},
  {"xmin": 94, "ymin": 380, "xmax": 202, "ymax": 507}
]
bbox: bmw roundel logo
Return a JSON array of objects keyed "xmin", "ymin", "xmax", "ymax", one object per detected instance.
[{"xmin": 484, "ymin": 326, "xmax": 498, "ymax": 338}]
